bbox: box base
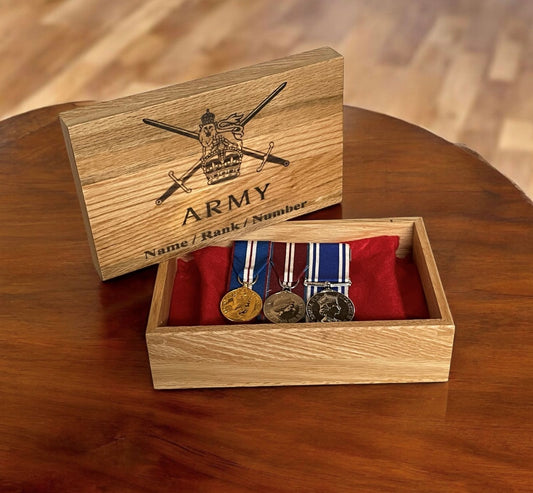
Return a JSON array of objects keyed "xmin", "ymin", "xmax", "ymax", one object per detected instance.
[{"xmin": 146, "ymin": 218, "xmax": 454, "ymax": 389}]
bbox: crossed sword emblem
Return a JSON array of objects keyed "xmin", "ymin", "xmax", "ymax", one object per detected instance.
[{"xmin": 143, "ymin": 82, "xmax": 290, "ymax": 206}]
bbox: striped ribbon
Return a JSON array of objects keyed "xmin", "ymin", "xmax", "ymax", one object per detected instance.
[
  {"xmin": 305, "ymin": 242, "xmax": 351, "ymax": 301},
  {"xmin": 229, "ymin": 240, "xmax": 272, "ymax": 301},
  {"xmin": 268, "ymin": 242, "xmax": 308, "ymax": 299}
]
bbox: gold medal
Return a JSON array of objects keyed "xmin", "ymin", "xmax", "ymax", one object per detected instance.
[
  {"xmin": 221, "ymin": 240, "xmax": 271, "ymax": 322},
  {"xmin": 220, "ymin": 285, "xmax": 263, "ymax": 322}
]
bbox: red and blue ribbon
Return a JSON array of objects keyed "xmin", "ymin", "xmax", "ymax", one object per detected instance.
[{"xmin": 229, "ymin": 240, "xmax": 272, "ymax": 302}]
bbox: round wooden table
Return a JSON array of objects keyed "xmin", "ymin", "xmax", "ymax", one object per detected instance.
[{"xmin": 1, "ymin": 104, "xmax": 532, "ymax": 492}]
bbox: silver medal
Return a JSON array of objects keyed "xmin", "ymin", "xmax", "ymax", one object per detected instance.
[
  {"xmin": 306, "ymin": 289, "xmax": 355, "ymax": 322},
  {"xmin": 263, "ymin": 290, "xmax": 306, "ymax": 324}
]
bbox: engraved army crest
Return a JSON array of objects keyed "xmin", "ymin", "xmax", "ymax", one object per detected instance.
[{"xmin": 144, "ymin": 82, "xmax": 290, "ymax": 205}]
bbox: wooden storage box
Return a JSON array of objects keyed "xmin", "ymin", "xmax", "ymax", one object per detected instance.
[{"xmin": 146, "ymin": 217, "xmax": 455, "ymax": 389}]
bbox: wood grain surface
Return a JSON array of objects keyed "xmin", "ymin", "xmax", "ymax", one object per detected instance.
[
  {"xmin": 147, "ymin": 218, "xmax": 454, "ymax": 389},
  {"xmin": 59, "ymin": 48, "xmax": 343, "ymax": 279},
  {"xmin": 1, "ymin": 104, "xmax": 532, "ymax": 492},
  {"xmin": 1, "ymin": 0, "xmax": 532, "ymax": 199}
]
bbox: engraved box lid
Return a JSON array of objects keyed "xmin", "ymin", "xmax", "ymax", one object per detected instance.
[{"xmin": 60, "ymin": 47, "xmax": 343, "ymax": 280}]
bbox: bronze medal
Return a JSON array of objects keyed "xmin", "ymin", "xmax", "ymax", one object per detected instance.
[
  {"xmin": 306, "ymin": 289, "xmax": 355, "ymax": 323},
  {"xmin": 263, "ymin": 290, "xmax": 306, "ymax": 324},
  {"xmin": 220, "ymin": 286, "xmax": 263, "ymax": 322}
]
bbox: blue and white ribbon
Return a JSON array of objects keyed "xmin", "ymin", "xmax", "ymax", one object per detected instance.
[
  {"xmin": 229, "ymin": 240, "xmax": 271, "ymax": 301},
  {"xmin": 305, "ymin": 242, "xmax": 351, "ymax": 301}
]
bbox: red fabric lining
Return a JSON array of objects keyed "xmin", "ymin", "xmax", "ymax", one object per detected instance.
[
  {"xmin": 346, "ymin": 236, "xmax": 405, "ymax": 320},
  {"xmin": 395, "ymin": 256, "xmax": 430, "ymax": 319},
  {"xmin": 168, "ymin": 236, "xmax": 428, "ymax": 325}
]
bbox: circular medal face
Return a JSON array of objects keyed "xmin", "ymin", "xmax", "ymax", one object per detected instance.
[
  {"xmin": 306, "ymin": 290, "xmax": 355, "ymax": 322},
  {"xmin": 263, "ymin": 290, "xmax": 306, "ymax": 324},
  {"xmin": 220, "ymin": 286, "xmax": 263, "ymax": 322}
]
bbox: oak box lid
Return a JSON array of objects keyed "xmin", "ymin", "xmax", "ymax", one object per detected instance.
[{"xmin": 60, "ymin": 47, "xmax": 344, "ymax": 280}]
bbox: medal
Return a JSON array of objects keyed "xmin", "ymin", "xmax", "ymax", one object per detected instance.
[
  {"xmin": 264, "ymin": 290, "xmax": 306, "ymax": 324},
  {"xmin": 304, "ymin": 242, "xmax": 355, "ymax": 322},
  {"xmin": 221, "ymin": 240, "xmax": 271, "ymax": 322},
  {"xmin": 305, "ymin": 286, "xmax": 355, "ymax": 322},
  {"xmin": 264, "ymin": 242, "xmax": 307, "ymax": 324},
  {"xmin": 220, "ymin": 284, "xmax": 263, "ymax": 322}
]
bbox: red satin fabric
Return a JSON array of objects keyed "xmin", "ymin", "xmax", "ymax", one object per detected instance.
[{"xmin": 169, "ymin": 236, "xmax": 428, "ymax": 325}]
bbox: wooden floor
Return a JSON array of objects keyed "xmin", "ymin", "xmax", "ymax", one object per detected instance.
[{"xmin": 2, "ymin": 0, "xmax": 532, "ymax": 199}]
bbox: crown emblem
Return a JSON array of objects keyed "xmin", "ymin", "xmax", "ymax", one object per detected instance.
[
  {"xmin": 144, "ymin": 82, "xmax": 290, "ymax": 204},
  {"xmin": 202, "ymin": 136, "xmax": 243, "ymax": 185},
  {"xmin": 200, "ymin": 109, "xmax": 215, "ymax": 126}
]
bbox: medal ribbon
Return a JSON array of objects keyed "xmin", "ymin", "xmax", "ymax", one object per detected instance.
[
  {"xmin": 229, "ymin": 240, "xmax": 271, "ymax": 300},
  {"xmin": 268, "ymin": 242, "xmax": 308, "ymax": 298},
  {"xmin": 305, "ymin": 243, "xmax": 351, "ymax": 301}
]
